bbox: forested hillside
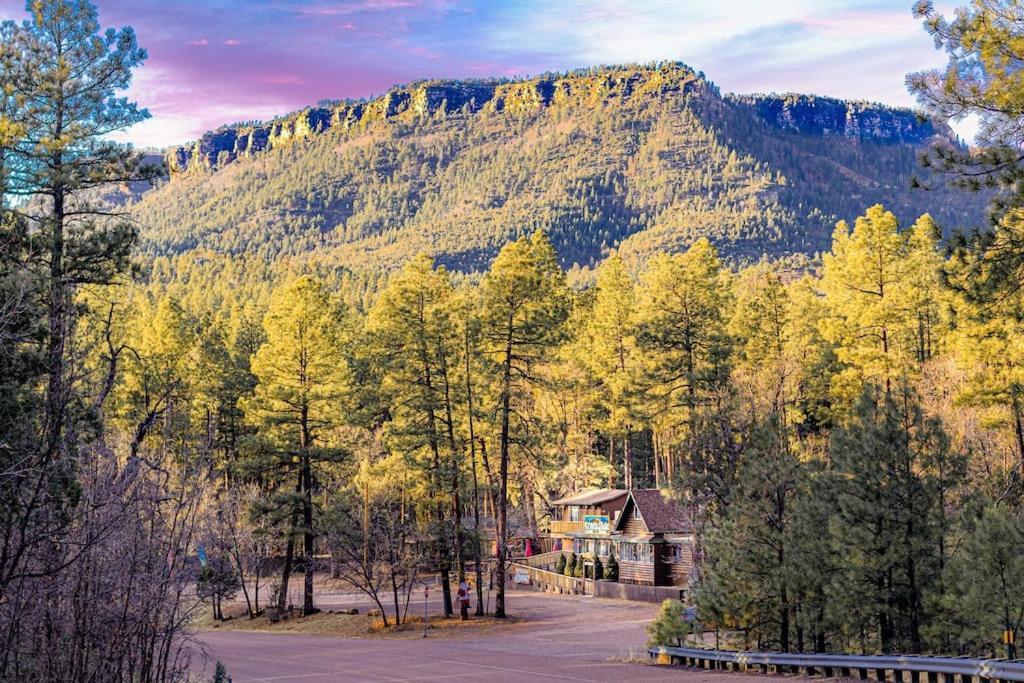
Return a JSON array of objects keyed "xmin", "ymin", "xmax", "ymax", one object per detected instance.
[{"xmin": 131, "ymin": 63, "xmax": 986, "ymax": 279}]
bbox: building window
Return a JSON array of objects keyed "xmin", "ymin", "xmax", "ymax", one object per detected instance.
[
  {"xmin": 672, "ymin": 545, "xmax": 687, "ymax": 563},
  {"xmin": 569, "ymin": 506, "xmax": 580, "ymax": 522},
  {"xmin": 619, "ymin": 542, "xmax": 653, "ymax": 564}
]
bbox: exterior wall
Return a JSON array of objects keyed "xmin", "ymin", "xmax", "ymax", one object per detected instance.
[
  {"xmin": 592, "ymin": 580, "xmax": 686, "ymax": 603},
  {"xmin": 604, "ymin": 498, "xmax": 627, "ymax": 524},
  {"xmin": 618, "ymin": 559, "xmax": 655, "ymax": 584},
  {"xmin": 663, "ymin": 542, "xmax": 694, "ymax": 586},
  {"xmin": 618, "ymin": 500, "xmax": 648, "ymax": 536}
]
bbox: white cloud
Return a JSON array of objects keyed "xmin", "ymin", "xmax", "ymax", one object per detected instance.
[{"xmin": 492, "ymin": 0, "xmax": 947, "ymax": 108}]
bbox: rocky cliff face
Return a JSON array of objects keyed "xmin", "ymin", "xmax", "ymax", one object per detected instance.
[
  {"xmin": 165, "ymin": 64, "xmax": 944, "ymax": 175},
  {"xmin": 165, "ymin": 63, "xmax": 710, "ymax": 174},
  {"xmin": 737, "ymin": 94, "xmax": 938, "ymax": 144}
]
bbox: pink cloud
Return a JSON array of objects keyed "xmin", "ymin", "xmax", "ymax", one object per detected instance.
[
  {"xmin": 261, "ymin": 74, "xmax": 307, "ymax": 86},
  {"xmin": 296, "ymin": 0, "xmax": 416, "ymax": 18},
  {"xmin": 225, "ymin": 39, "xmax": 241, "ymax": 46},
  {"xmin": 187, "ymin": 38, "xmax": 209, "ymax": 46}
]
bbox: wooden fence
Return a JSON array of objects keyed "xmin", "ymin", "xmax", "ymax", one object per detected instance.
[
  {"xmin": 506, "ymin": 561, "xmax": 687, "ymax": 604},
  {"xmin": 511, "ymin": 551, "xmax": 564, "ymax": 569}
]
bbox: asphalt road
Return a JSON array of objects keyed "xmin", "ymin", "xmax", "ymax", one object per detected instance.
[{"xmin": 197, "ymin": 590, "xmax": 784, "ymax": 682}]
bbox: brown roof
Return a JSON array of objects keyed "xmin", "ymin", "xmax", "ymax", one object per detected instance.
[
  {"xmin": 551, "ymin": 488, "xmax": 628, "ymax": 507},
  {"xmin": 618, "ymin": 489, "xmax": 692, "ymax": 534}
]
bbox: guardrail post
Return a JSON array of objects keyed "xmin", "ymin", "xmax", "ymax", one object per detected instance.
[
  {"xmin": 840, "ymin": 666, "xmax": 852, "ymax": 678},
  {"xmin": 859, "ymin": 667, "xmax": 870, "ymax": 680},
  {"xmin": 876, "ymin": 667, "xmax": 887, "ymax": 682}
]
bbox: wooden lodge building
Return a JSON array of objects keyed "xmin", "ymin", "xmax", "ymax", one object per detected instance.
[
  {"xmin": 547, "ymin": 488, "xmax": 696, "ymax": 587},
  {"xmin": 549, "ymin": 488, "xmax": 628, "ymax": 558},
  {"xmin": 613, "ymin": 489, "xmax": 695, "ymax": 586}
]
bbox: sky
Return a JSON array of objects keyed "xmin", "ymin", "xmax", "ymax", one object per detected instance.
[{"xmin": 0, "ymin": 0, "xmax": 967, "ymax": 149}]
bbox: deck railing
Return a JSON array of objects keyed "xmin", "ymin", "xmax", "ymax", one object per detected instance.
[
  {"xmin": 512, "ymin": 551, "xmax": 565, "ymax": 568},
  {"xmin": 549, "ymin": 520, "xmax": 584, "ymax": 534},
  {"xmin": 649, "ymin": 645, "xmax": 1024, "ymax": 682}
]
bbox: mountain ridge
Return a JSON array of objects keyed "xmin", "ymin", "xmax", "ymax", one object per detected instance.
[
  {"xmin": 164, "ymin": 64, "xmax": 945, "ymax": 175},
  {"xmin": 132, "ymin": 62, "xmax": 981, "ymax": 276}
]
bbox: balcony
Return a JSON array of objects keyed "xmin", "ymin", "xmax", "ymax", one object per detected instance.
[{"xmin": 549, "ymin": 520, "xmax": 584, "ymax": 535}]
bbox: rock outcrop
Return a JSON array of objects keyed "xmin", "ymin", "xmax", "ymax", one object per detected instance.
[
  {"xmin": 165, "ymin": 64, "xmax": 943, "ymax": 175},
  {"xmin": 737, "ymin": 94, "xmax": 937, "ymax": 144}
]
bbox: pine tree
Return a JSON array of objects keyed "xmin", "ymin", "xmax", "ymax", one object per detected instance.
[
  {"xmin": 116, "ymin": 295, "xmax": 198, "ymax": 457},
  {"xmin": 827, "ymin": 386, "xmax": 947, "ymax": 653},
  {"xmin": 647, "ymin": 599, "xmax": 689, "ymax": 647},
  {"xmin": 583, "ymin": 253, "xmax": 642, "ymax": 486},
  {"xmin": 820, "ymin": 206, "xmax": 946, "ymax": 409},
  {"xmin": 947, "ymin": 275, "xmax": 1024, "ymax": 473},
  {"xmin": 910, "ymin": 2, "xmax": 1024, "ymax": 295},
  {"xmin": 730, "ymin": 267, "xmax": 793, "ymax": 421},
  {"xmin": 820, "ymin": 205, "xmax": 908, "ymax": 403},
  {"xmin": 366, "ymin": 254, "xmax": 466, "ymax": 618},
  {"xmin": 244, "ymin": 276, "xmax": 349, "ymax": 616},
  {"xmin": 3, "ymin": 0, "xmax": 154, "ymax": 459},
  {"xmin": 941, "ymin": 504, "xmax": 1024, "ymax": 658},
  {"xmin": 698, "ymin": 417, "xmax": 803, "ymax": 651},
  {"xmin": 480, "ymin": 231, "xmax": 569, "ymax": 618},
  {"xmin": 0, "ymin": 0, "xmax": 153, "ymax": 609},
  {"xmin": 636, "ymin": 238, "xmax": 733, "ymax": 423}
]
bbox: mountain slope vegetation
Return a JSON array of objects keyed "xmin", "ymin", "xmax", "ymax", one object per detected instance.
[{"xmin": 132, "ymin": 63, "xmax": 984, "ymax": 276}]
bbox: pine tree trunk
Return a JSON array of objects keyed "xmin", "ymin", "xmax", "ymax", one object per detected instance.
[
  {"xmin": 439, "ymin": 338, "xmax": 468, "ymax": 619},
  {"xmin": 464, "ymin": 329, "xmax": 485, "ymax": 616},
  {"xmin": 495, "ymin": 316, "xmax": 514, "ymax": 619},
  {"xmin": 45, "ymin": 118, "xmax": 66, "ymax": 462},
  {"xmin": 302, "ymin": 450, "xmax": 315, "ymax": 615},
  {"xmin": 277, "ymin": 492, "xmax": 299, "ymax": 613},
  {"xmin": 624, "ymin": 430, "xmax": 633, "ymax": 489}
]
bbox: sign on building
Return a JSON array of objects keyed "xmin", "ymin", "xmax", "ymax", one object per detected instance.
[{"xmin": 582, "ymin": 514, "xmax": 609, "ymax": 534}]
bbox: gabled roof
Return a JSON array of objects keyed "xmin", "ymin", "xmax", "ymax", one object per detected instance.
[
  {"xmin": 613, "ymin": 489, "xmax": 692, "ymax": 534},
  {"xmin": 551, "ymin": 488, "xmax": 628, "ymax": 507}
]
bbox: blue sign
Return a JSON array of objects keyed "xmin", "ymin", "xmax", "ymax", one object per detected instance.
[{"xmin": 198, "ymin": 545, "xmax": 207, "ymax": 566}]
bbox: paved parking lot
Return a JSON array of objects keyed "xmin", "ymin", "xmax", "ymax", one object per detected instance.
[{"xmin": 196, "ymin": 589, "xmax": 781, "ymax": 682}]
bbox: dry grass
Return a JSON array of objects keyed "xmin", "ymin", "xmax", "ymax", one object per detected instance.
[
  {"xmin": 367, "ymin": 613, "xmax": 523, "ymax": 639},
  {"xmin": 192, "ymin": 606, "xmax": 522, "ymax": 640},
  {"xmin": 192, "ymin": 608, "xmax": 371, "ymax": 638}
]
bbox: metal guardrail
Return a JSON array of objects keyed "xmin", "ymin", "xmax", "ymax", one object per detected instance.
[{"xmin": 649, "ymin": 645, "xmax": 1024, "ymax": 681}]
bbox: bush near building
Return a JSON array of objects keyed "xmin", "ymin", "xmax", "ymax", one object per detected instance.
[{"xmin": 604, "ymin": 554, "xmax": 618, "ymax": 581}]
